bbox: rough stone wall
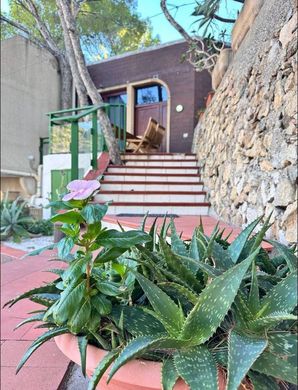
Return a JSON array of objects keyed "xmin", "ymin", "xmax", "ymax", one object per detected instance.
[{"xmin": 194, "ymin": 0, "xmax": 297, "ymax": 243}]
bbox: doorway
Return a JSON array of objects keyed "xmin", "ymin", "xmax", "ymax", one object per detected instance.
[{"xmin": 134, "ymin": 84, "xmax": 167, "ymax": 151}]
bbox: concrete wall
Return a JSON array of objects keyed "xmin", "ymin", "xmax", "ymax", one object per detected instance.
[
  {"xmin": 1, "ymin": 35, "xmax": 60, "ymax": 178},
  {"xmin": 193, "ymin": 0, "xmax": 297, "ymax": 243}
]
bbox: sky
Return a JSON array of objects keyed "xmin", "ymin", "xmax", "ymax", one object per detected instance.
[{"xmin": 1, "ymin": 0, "xmax": 242, "ymax": 43}]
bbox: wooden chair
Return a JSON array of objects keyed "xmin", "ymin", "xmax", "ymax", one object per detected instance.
[
  {"xmin": 126, "ymin": 117, "xmax": 160, "ymax": 153},
  {"xmin": 151, "ymin": 124, "xmax": 166, "ymax": 151}
]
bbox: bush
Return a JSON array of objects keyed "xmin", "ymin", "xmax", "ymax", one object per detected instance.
[{"xmin": 26, "ymin": 219, "xmax": 53, "ymax": 236}]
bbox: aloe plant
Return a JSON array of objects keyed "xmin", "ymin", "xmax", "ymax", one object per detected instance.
[{"xmin": 4, "ymin": 182, "xmax": 297, "ymax": 390}]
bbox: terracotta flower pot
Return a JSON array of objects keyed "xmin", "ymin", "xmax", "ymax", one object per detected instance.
[{"xmin": 55, "ymin": 334, "xmax": 226, "ymax": 390}]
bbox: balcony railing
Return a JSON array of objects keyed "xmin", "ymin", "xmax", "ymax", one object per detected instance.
[{"xmin": 47, "ymin": 103, "xmax": 126, "ymax": 180}]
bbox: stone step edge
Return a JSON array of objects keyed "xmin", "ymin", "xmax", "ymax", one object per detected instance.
[
  {"xmin": 103, "ymin": 173, "xmax": 201, "ymax": 177},
  {"xmin": 95, "ymin": 202, "xmax": 210, "ymax": 207},
  {"xmin": 108, "ymin": 165, "xmax": 200, "ymax": 169},
  {"xmin": 98, "ymin": 190, "xmax": 206, "ymax": 195},
  {"xmin": 101, "ymin": 180, "xmax": 204, "ymax": 185}
]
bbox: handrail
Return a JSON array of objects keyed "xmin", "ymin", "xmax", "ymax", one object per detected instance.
[{"xmin": 47, "ymin": 103, "xmax": 127, "ymax": 180}]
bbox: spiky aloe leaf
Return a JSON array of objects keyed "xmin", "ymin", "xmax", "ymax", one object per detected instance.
[
  {"xmin": 189, "ymin": 227, "xmax": 200, "ymax": 264},
  {"xmin": 267, "ymin": 332, "xmax": 297, "ymax": 365},
  {"xmin": 88, "ymin": 349, "xmax": 120, "ymax": 390},
  {"xmin": 111, "ymin": 306, "xmax": 166, "ymax": 337},
  {"xmin": 146, "ymin": 217, "xmax": 158, "ymax": 251},
  {"xmin": 233, "ymin": 292, "xmax": 254, "ymax": 329},
  {"xmin": 159, "ymin": 238, "xmax": 202, "ymax": 293},
  {"xmin": 173, "ymin": 345, "xmax": 218, "ymax": 390},
  {"xmin": 14, "ymin": 313, "xmax": 45, "ymax": 330},
  {"xmin": 4, "ymin": 282, "xmax": 60, "ymax": 308},
  {"xmin": 170, "ymin": 219, "xmax": 188, "ymax": 257},
  {"xmin": 266, "ymin": 239, "xmax": 297, "ymax": 272},
  {"xmin": 108, "ymin": 336, "xmax": 188, "ymax": 382},
  {"xmin": 135, "ymin": 272, "xmax": 184, "ymax": 336},
  {"xmin": 158, "ymin": 282, "xmax": 199, "ymax": 305},
  {"xmin": 30, "ymin": 293, "xmax": 60, "ymax": 307},
  {"xmin": 248, "ymin": 372, "xmax": 279, "ymax": 390},
  {"xmin": 248, "ymin": 312, "xmax": 297, "ymax": 332},
  {"xmin": 212, "ymin": 242, "xmax": 234, "ymax": 270},
  {"xmin": 16, "ymin": 326, "xmax": 69, "ymax": 373},
  {"xmin": 78, "ymin": 336, "xmax": 88, "ymax": 377},
  {"xmin": 226, "ymin": 330, "xmax": 267, "ymax": 390},
  {"xmin": 180, "ymin": 249, "xmax": 259, "ymax": 345},
  {"xmin": 252, "ymin": 350, "xmax": 298, "ymax": 384},
  {"xmin": 228, "ymin": 217, "xmax": 262, "ymax": 263},
  {"xmin": 248, "ymin": 261, "xmax": 260, "ymax": 314},
  {"xmin": 162, "ymin": 358, "xmax": 179, "ymax": 390},
  {"xmin": 256, "ymin": 272, "xmax": 297, "ymax": 318}
]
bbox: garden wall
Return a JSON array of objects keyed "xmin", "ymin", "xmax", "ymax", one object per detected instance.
[{"xmin": 193, "ymin": 0, "xmax": 297, "ymax": 243}]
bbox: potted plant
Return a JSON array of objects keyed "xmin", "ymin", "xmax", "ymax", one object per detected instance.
[{"xmin": 5, "ymin": 180, "xmax": 297, "ymax": 390}]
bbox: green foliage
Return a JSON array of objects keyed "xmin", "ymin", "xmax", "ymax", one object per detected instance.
[
  {"xmin": 26, "ymin": 219, "xmax": 53, "ymax": 236},
  {"xmin": 0, "ymin": 197, "xmax": 33, "ymax": 242},
  {"xmin": 2, "ymin": 0, "xmax": 160, "ymax": 62},
  {"xmin": 4, "ymin": 188, "xmax": 297, "ymax": 390}
]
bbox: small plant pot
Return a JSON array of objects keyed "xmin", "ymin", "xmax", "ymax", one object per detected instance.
[{"xmin": 55, "ymin": 334, "xmax": 226, "ymax": 390}]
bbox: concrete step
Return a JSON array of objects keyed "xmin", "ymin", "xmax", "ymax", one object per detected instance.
[
  {"xmin": 100, "ymin": 202, "xmax": 210, "ymax": 215},
  {"xmin": 100, "ymin": 181, "xmax": 204, "ymax": 191},
  {"xmin": 95, "ymin": 191, "xmax": 206, "ymax": 203},
  {"xmin": 106, "ymin": 166, "xmax": 199, "ymax": 174},
  {"xmin": 102, "ymin": 173, "xmax": 201, "ymax": 182},
  {"xmin": 124, "ymin": 159, "xmax": 198, "ymax": 167},
  {"xmin": 121, "ymin": 153, "xmax": 196, "ymax": 161}
]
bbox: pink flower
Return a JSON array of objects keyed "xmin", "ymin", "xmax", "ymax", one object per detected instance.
[{"xmin": 62, "ymin": 180, "xmax": 100, "ymax": 201}]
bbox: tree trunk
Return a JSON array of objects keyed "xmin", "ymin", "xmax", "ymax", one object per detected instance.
[
  {"xmin": 57, "ymin": 0, "xmax": 122, "ymax": 165},
  {"xmin": 58, "ymin": 55, "xmax": 73, "ymax": 109},
  {"xmin": 56, "ymin": 3, "xmax": 89, "ymax": 108}
]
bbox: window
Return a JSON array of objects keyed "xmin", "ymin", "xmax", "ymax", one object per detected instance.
[{"xmin": 136, "ymin": 85, "xmax": 167, "ymax": 105}]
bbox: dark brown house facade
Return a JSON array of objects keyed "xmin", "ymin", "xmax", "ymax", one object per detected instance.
[{"xmin": 88, "ymin": 40, "xmax": 211, "ymax": 153}]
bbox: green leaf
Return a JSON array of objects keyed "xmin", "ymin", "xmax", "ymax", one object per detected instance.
[
  {"xmin": 16, "ymin": 326, "xmax": 69, "ymax": 374},
  {"xmin": 95, "ymin": 281, "xmax": 122, "ymax": 296},
  {"xmin": 248, "ymin": 261, "xmax": 260, "ymax": 314},
  {"xmin": 266, "ymin": 239, "xmax": 297, "ymax": 272},
  {"xmin": 267, "ymin": 332, "xmax": 297, "ymax": 365},
  {"xmin": 111, "ymin": 306, "xmax": 166, "ymax": 337},
  {"xmin": 78, "ymin": 336, "xmax": 88, "ymax": 377},
  {"xmin": 247, "ymin": 312, "xmax": 297, "ymax": 331},
  {"xmin": 226, "ymin": 330, "xmax": 267, "ymax": 390},
  {"xmin": 252, "ymin": 350, "xmax": 298, "ymax": 384},
  {"xmin": 31, "ymin": 293, "xmax": 60, "ymax": 307},
  {"xmin": 4, "ymin": 283, "xmax": 59, "ymax": 308},
  {"xmin": 159, "ymin": 238, "xmax": 202, "ymax": 293},
  {"xmin": 248, "ymin": 372, "xmax": 279, "ymax": 390},
  {"xmin": 93, "ymin": 247, "xmax": 128, "ymax": 265},
  {"xmin": 174, "ymin": 345, "xmax": 218, "ymax": 390},
  {"xmin": 170, "ymin": 219, "xmax": 188, "ymax": 257},
  {"xmin": 14, "ymin": 313, "xmax": 45, "ymax": 330},
  {"xmin": 97, "ymin": 229, "xmax": 151, "ymax": 248},
  {"xmin": 158, "ymin": 282, "xmax": 199, "ymax": 305},
  {"xmin": 51, "ymin": 210, "xmax": 84, "ymax": 224},
  {"xmin": 135, "ymin": 272, "xmax": 184, "ymax": 336},
  {"xmin": 180, "ymin": 249, "xmax": 259, "ymax": 345},
  {"xmin": 91, "ymin": 294, "xmax": 112, "ymax": 316},
  {"xmin": 80, "ymin": 204, "xmax": 108, "ymax": 224},
  {"xmin": 108, "ymin": 336, "xmax": 188, "ymax": 382},
  {"xmin": 57, "ymin": 237, "xmax": 74, "ymax": 259},
  {"xmin": 69, "ymin": 297, "xmax": 91, "ymax": 334},
  {"xmin": 228, "ymin": 217, "xmax": 262, "ymax": 263},
  {"xmin": 88, "ymin": 349, "xmax": 120, "ymax": 390},
  {"xmin": 256, "ymin": 271, "xmax": 297, "ymax": 317},
  {"xmin": 162, "ymin": 358, "xmax": 179, "ymax": 390},
  {"xmin": 22, "ymin": 243, "xmax": 57, "ymax": 258},
  {"xmin": 212, "ymin": 241, "xmax": 234, "ymax": 270}
]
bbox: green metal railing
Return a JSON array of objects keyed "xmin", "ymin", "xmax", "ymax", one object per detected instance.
[{"xmin": 47, "ymin": 103, "xmax": 126, "ymax": 180}]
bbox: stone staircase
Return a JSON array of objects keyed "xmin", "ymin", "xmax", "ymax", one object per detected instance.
[{"xmin": 94, "ymin": 153, "xmax": 210, "ymax": 215}]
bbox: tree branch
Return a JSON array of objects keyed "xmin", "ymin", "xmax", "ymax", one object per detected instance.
[
  {"xmin": 160, "ymin": 0, "xmax": 195, "ymax": 45},
  {"xmin": 213, "ymin": 14, "xmax": 236, "ymax": 23}
]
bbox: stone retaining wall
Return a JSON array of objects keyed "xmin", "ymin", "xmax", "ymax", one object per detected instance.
[{"xmin": 194, "ymin": 0, "xmax": 297, "ymax": 243}]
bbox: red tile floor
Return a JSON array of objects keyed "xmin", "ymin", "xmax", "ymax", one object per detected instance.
[{"xmin": 0, "ymin": 215, "xmax": 271, "ymax": 390}]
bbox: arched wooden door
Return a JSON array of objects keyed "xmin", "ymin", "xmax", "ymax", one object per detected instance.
[{"xmin": 134, "ymin": 84, "xmax": 167, "ymax": 151}]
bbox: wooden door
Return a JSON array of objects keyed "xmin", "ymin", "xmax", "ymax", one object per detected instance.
[{"xmin": 135, "ymin": 101, "xmax": 167, "ymax": 151}]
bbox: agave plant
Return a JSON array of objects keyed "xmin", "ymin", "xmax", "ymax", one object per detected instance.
[
  {"xmin": 0, "ymin": 197, "xmax": 33, "ymax": 242},
  {"xmin": 4, "ymin": 181, "xmax": 297, "ymax": 390}
]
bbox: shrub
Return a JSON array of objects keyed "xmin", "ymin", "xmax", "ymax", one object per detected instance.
[
  {"xmin": 26, "ymin": 219, "xmax": 54, "ymax": 236},
  {"xmin": 5, "ymin": 180, "xmax": 297, "ymax": 390}
]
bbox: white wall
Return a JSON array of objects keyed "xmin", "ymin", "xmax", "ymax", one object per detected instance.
[{"xmin": 42, "ymin": 153, "xmax": 93, "ymax": 219}]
